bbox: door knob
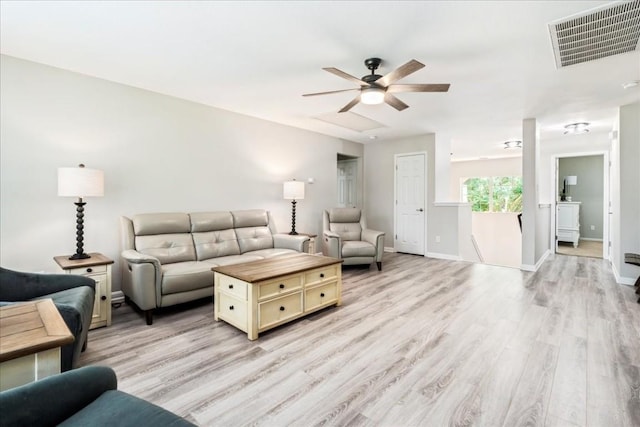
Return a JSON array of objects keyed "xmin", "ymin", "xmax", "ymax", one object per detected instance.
[{"xmin": 416, "ymin": 208, "xmax": 424, "ymax": 212}]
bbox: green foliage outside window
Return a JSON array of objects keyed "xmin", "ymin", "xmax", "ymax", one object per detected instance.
[{"xmin": 462, "ymin": 176, "xmax": 522, "ymax": 212}]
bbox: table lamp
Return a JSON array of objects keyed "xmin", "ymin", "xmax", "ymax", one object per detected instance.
[{"xmin": 283, "ymin": 180, "xmax": 304, "ymax": 235}]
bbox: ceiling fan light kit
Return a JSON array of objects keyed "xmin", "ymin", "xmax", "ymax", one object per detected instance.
[
  {"xmin": 360, "ymin": 87, "xmax": 385, "ymax": 105},
  {"xmin": 303, "ymin": 57, "xmax": 450, "ymax": 113}
]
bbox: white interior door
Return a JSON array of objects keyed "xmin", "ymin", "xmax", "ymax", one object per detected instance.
[
  {"xmin": 337, "ymin": 160, "xmax": 357, "ymax": 208},
  {"xmin": 395, "ymin": 153, "xmax": 426, "ymax": 255}
]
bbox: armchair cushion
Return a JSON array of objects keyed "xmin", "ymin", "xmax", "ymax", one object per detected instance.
[{"xmin": 342, "ymin": 241, "xmax": 376, "ymax": 258}]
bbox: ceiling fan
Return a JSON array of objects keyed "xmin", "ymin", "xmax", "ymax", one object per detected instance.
[{"xmin": 303, "ymin": 58, "xmax": 450, "ymax": 113}]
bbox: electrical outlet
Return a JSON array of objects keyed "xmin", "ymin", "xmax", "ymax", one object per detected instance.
[
  {"xmin": 590, "ymin": 225, "xmax": 595, "ymax": 230},
  {"xmin": 435, "ymin": 236, "xmax": 441, "ymax": 243}
]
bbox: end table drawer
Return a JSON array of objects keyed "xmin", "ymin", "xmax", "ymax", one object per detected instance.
[
  {"xmin": 219, "ymin": 275, "xmax": 248, "ymax": 300},
  {"xmin": 304, "ymin": 265, "xmax": 338, "ymax": 285},
  {"xmin": 305, "ymin": 282, "xmax": 338, "ymax": 311},
  {"xmin": 218, "ymin": 293, "xmax": 248, "ymax": 330},
  {"xmin": 66, "ymin": 264, "xmax": 107, "ymax": 275},
  {"xmin": 259, "ymin": 275, "xmax": 302, "ymax": 300},
  {"xmin": 258, "ymin": 292, "xmax": 303, "ymax": 329}
]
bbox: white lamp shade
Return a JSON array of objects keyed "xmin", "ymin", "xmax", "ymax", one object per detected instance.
[
  {"xmin": 58, "ymin": 167, "xmax": 104, "ymax": 197},
  {"xmin": 283, "ymin": 180, "xmax": 304, "ymax": 200},
  {"xmin": 360, "ymin": 87, "xmax": 385, "ymax": 105},
  {"xmin": 565, "ymin": 175, "xmax": 577, "ymax": 186}
]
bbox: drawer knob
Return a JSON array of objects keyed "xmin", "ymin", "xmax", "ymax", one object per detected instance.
[
  {"xmin": 320, "ymin": 293, "xmax": 325, "ymax": 298},
  {"xmin": 279, "ymin": 306, "xmax": 285, "ymax": 311},
  {"xmin": 320, "ymin": 273, "xmax": 325, "ymax": 278},
  {"xmin": 101, "ymin": 295, "xmax": 107, "ymax": 301},
  {"xmin": 86, "ymin": 268, "xmax": 93, "ymax": 273},
  {"xmin": 229, "ymin": 305, "xmax": 234, "ymax": 310},
  {"xmin": 279, "ymin": 284, "xmax": 285, "ymax": 289},
  {"xmin": 228, "ymin": 284, "xmax": 233, "ymax": 289}
]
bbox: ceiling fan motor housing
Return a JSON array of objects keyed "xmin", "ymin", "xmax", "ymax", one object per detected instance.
[{"xmin": 363, "ymin": 58, "xmax": 383, "ymax": 83}]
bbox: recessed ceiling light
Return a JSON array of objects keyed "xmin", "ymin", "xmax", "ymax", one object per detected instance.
[
  {"xmin": 503, "ymin": 140, "xmax": 522, "ymax": 149},
  {"xmin": 622, "ymin": 80, "xmax": 639, "ymax": 89},
  {"xmin": 369, "ymin": 135, "xmax": 378, "ymax": 140},
  {"xmin": 564, "ymin": 122, "xmax": 590, "ymax": 134}
]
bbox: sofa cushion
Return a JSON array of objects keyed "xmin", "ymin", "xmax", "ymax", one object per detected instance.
[
  {"xmin": 203, "ymin": 254, "xmax": 264, "ymax": 266},
  {"xmin": 341, "ymin": 240, "xmax": 376, "ymax": 258},
  {"xmin": 192, "ymin": 229, "xmax": 240, "ymax": 260},
  {"xmin": 133, "ymin": 213, "xmax": 191, "ymax": 236},
  {"xmin": 135, "ymin": 234, "xmax": 196, "ymax": 264},
  {"xmin": 235, "ymin": 226, "xmax": 274, "ymax": 253},
  {"xmin": 161, "ymin": 262, "xmax": 212, "ymax": 295},
  {"xmin": 59, "ymin": 390, "xmax": 194, "ymax": 426},
  {"xmin": 232, "ymin": 209, "xmax": 269, "ymax": 228},
  {"xmin": 190, "ymin": 212, "xmax": 234, "ymax": 232},
  {"xmin": 248, "ymin": 248, "xmax": 299, "ymax": 259}
]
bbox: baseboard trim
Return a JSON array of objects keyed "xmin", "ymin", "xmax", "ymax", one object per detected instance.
[
  {"xmin": 580, "ymin": 238, "xmax": 603, "ymax": 242},
  {"xmin": 520, "ymin": 249, "xmax": 550, "ymax": 272},
  {"xmin": 426, "ymin": 252, "xmax": 462, "ymax": 261},
  {"xmin": 611, "ymin": 261, "xmax": 636, "ymax": 286},
  {"xmin": 384, "ymin": 247, "xmax": 396, "ymax": 253},
  {"xmin": 111, "ymin": 290, "xmax": 125, "ymax": 304}
]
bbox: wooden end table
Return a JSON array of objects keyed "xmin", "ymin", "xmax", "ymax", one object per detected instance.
[
  {"xmin": 54, "ymin": 253, "xmax": 113, "ymax": 329},
  {"xmin": 0, "ymin": 299, "xmax": 74, "ymax": 391}
]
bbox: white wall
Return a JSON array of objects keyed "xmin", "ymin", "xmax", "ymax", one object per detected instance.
[
  {"xmin": 450, "ymin": 157, "xmax": 522, "ymax": 201},
  {"xmin": 0, "ymin": 55, "xmax": 363, "ymax": 289}
]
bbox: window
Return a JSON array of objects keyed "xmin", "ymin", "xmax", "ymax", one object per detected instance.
[{"xmin": 462, "ymin": 176, "xmax": 522, "ymax": 212}]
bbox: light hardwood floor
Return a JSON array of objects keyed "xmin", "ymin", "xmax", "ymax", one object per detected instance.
[{"xmin": 80, "ymin": 253, "xmax": 640, "ymax": 427}]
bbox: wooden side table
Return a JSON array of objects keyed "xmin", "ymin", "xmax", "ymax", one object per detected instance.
[
  {"xmin": 54, "ymin": 253, "xmax": 113, "ymax": 329},
  {"xmin": 0, "ymin": 299, "xmax": 74, "ymax": 391},
  {"xmin": 296, "ymin": 233, "xmax": 318, "ymax": 254}
]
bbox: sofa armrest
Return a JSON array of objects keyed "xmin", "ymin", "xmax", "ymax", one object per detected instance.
[
  {"xmin": 0, "ymin": 366, "xmax": 117, "ymax": 427},
  {"xmin": 322, "ymin": 231, "xmax": 342, "ymax": 258},
  {"xmin": 120, "ymin": 250, "xmax": 163, "ymax": 310},
  {"xmin": 362, "ymin": 229, "xmax": 385, "ymax": 262},
  {"xmin": 0, "ymin": 268, "xmax": 95, "ymax": 302},
  {"xmin": 273, "ymin": 234, "xmax": 310, "ymax": 252}
]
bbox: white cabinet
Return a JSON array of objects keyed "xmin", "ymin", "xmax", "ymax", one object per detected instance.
[{"xmin": 557, "ymin": 202, "xmax": 581, "ymax": 248}]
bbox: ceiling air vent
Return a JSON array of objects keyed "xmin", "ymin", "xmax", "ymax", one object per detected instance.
[{"xmin": 549, "ymin": 0, "xmax": 640, "ymax": 68}]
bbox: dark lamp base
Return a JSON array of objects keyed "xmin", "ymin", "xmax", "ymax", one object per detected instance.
[
  {"xmin": 69, "ymin": 253, "xmax": 91, "ymax": 260},
  {"xmin": 289, "ymin": 231, "xmax": 299, "ymax": 235}
]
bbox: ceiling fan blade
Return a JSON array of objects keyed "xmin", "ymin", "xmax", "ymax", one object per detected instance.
[
  {"xmin": 339, "ymin": 95, "xmax": 361, "ymax": 113},
  {"xmin": 376, "ymin": 59, "xmax": 425, "ymax": 87},
  {"xmin": 323, "ymin": 67, "xmax": 368, "ymax": 85},
  {"xmin": 302, "ymin": 88, "xmax": 360, "ymax": 97},
  {"xmin": 387, "ymin": 83, "xmax": 450, "ymax": 93},
  {"xmin": 384, "ymin": 93, "xmax": 409, "ymax": 111}
]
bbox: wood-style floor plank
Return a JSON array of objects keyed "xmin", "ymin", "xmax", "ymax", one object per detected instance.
[{"xmin": 80, "ymin": 253, "xmax": 639, "ymax": 426}]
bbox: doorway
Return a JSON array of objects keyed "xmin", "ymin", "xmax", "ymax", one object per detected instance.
[
  {"xmin": 394, "ymin": 152, "xmax": 426, "ymax": 255},
  {"xmin": 337, "ymin": 155, "xmax": 359, "ymax": 208},
  {"xmin": 553, "ymin": 153, "xmax": 609, "ymax": 259}
]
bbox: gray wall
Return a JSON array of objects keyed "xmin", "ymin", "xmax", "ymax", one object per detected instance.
[
  {"xmin": 558, "ymin": 155, "xmax": 604, "ymax": 240},
  {"xmin": 0, "ymin": 55, "xmax": 364, "ymax": 289}
]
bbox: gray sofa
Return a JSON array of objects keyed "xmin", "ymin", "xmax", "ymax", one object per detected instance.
[{"xmin": 120, "ymin": 209, "xmax": 309, "ymax": 324}]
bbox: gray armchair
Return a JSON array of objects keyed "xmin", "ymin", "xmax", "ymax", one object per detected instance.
[
  {"xmin": 0, "ymin": 366, "xmax": 195, "ymax": 426},
  {"xmin": 0, "ymin": 267, "xmax": 95, "ymax": 372},
  {"xmin": 322, "ymin": 208, "xmax": 385, "ymax": 271}
]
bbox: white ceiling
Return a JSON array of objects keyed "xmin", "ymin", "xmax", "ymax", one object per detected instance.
[{"xmin": 1, "ymin": 1, "xmax": 639, "ymax": 160}]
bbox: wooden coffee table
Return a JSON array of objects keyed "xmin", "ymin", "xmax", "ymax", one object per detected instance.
[{"xmin": 213, "ymin": 253, "xmax": 343, "ymax": 340}]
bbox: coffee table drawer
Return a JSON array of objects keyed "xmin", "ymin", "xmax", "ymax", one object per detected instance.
[
  {"xmin": 259, "ymin": 275, "xmax": 302, "ymax": 300},
  {"xmin": 304, "ymin": 265, "xmax": 338, "ymax": 286},
  {"xmin": 305, "ymin": 281, "xmax": 338, "ymax": 312},
  {"xmin": 219, "ymin": 275, "xmax": 248, "ymax": 300},
  {"xmin": 218, "ymin": 293, "xmax": 247, "ymax": 330},
  {"xmin": 258, "ymin": 292, "xmax": 303, "ymax": 330}
]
